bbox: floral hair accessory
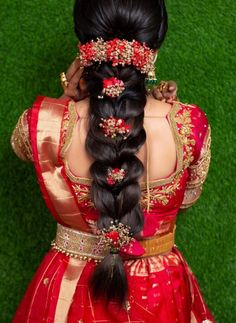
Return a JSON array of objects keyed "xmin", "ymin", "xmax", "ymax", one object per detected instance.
[
  {"xmin": 101, "ymin": 221, "xmax": 133, "ymax": 254},
  {"xmin": 79, "ymin": 38, "xmax": 157, "ymax": 75},
  {"xmin": 102, "ymin": 77, "xmax": 125, "ymax": 98},
  {"xmin": 106, "ymin": 168, "xmax": 126, "ymax": 186},
  {"xmin": 99, "ymin": 116, "xmax": 130, "ymax": 139}
]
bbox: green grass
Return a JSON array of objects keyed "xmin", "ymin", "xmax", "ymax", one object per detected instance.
[{"xmin": 0, "ymin": 0, "xmax": 235, "ymax": 322}]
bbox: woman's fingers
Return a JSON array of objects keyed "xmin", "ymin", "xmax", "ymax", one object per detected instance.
[
  {"xmin": 152, "ymin": 87, "xmax": 165, "ymax": 101},
  {"xmin": 61, "ymin": 58, "xmax": 85, "ymax": 101},
  {"xmin": 68, "ymin": 67, "xmax": 84, "ymax": 88},
  {"xmin": 65, "ymin": 57, "xmax": 81, "ymax": 81},
  {"xmin": 63, "ymin": 87, "xmax": 80, "ymax": 101},
  {"xmin": 167, "ymin": 80, "xmax": 177, "ymax": 92},
  {"xmin": 152, "ymin": 80, "xmax": 178, "ymax": 102}
]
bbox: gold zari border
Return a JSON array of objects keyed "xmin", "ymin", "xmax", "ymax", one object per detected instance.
[
  {"xmin": 11, "ymin": 109, "xmax": 33, "ymax": 162},
  {"xmin": 180, "ymin": 125, "xmax": 211, "ymax": 209},
  {"xmin": 60, "ymin": 101, "xmax": 78, "ymax": 159}
]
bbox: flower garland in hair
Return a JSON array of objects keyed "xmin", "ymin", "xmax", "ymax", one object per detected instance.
[
  {"xmin": 79, "ymin": 38, "xmax": 156, "ymax": 75},
  {"xmin": 99, "ymin": 116, "xmax": 130, "ymax": 139}
]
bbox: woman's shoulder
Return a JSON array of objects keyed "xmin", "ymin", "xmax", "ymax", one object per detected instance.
[
  {"xmin": 177, "ymin": 101, "xmax": 209, "ymax": 124},
  {"xmin": 175, "ymin": 101, "xmax": 211, "ymax": 165},
  {"xmin": 27, "ymin": 96, "xmax": 72, "ymax": 127},
  {"xmin": 146, "ymin": 96, "xmax": 209, "ymax": 124},
  {"xmin": 145, "ymin": 96, "xmax": 172, "ymax": 117},
  {"xmin": 31, "ymin": 95, "xmax": 71, "ymax": 109}
]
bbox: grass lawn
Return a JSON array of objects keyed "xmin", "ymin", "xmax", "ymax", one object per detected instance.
[{"xmin": 0, "ymin": 0, "xmax": 235, "ymax": 322}]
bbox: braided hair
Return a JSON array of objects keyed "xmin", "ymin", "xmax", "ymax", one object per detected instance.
[{"xmin": 73, "ymin": 0, "xmax": 168, "ymax": 305}]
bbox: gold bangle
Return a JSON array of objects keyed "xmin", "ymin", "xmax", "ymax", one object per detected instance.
[{"xmin": 60, "ymin": 72, "xmax": 69, "ymax": 88}]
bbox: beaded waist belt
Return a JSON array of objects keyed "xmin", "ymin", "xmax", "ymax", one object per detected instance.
[{"xmin": 51, "ymin": 223, "xmax": 176, "ymax": 262}]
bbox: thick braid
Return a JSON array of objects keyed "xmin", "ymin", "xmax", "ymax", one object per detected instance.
[
  {"xmin": 73, "ymin": 0, "xmax": 168, "ymax": 305},
  {"xmin": 84, "ymin": 63, "xmax": 146, "ymax": 303}
]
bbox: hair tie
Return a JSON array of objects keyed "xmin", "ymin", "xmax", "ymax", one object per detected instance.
[
  {"xmin": 101, "ymin": 221, "xmax": 132, "ymax": 254},
  {"xmin": 99, "ymin": 116, "xmax": 130, "ymax": 139},
  {"xmin": 102, "ymin": 77, "xmax": 125, "ymax": 98}
]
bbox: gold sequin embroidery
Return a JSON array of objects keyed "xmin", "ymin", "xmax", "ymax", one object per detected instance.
[
  {"xmin": 71, "ymin": 182, "xmax": 95, "ymax": 209},
  {"xmin": 180, "ymin": 125, "xmax": 211, "ymax": 209},
  {"xmin": 186, "ymin": 125, "xmax": 211, "ymax": 188},
  {"xmin": 60, "ymin": 101, "xmax": 77, "ymax": 159},
  {"xmin": 60, "ymin": 102, "xmax": 200, "ymax": 211},
  {"xmin": 140, "ymin": 172, "xmax": 183, "ymax": 208},
  {"xmin": 175, "ymin": 108, "xmax": 196, "ymax": 168},
  {"xmin": 11, "ymin": 109, "xmax": 33, "ymax": 162}
]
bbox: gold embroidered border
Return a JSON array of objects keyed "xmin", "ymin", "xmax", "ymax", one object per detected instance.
[
  {"xmin": 71, "ymin": 182, "xmax": 95, "ymax": 209},
  {"xmin": 11, "ymin": 109, "xmax": 33, "ymax": 162},
  {"xmin": 63, "ymin": 102, "xmax": 184, "ymax": 189},
  {"xmin": 125, "ymin": 251, "xmax": 180, "ymax": 277},
  {"xmin": 180, "ymin": 125, "xmax": 211, "ymax": 209},
  {"xmin": 140, "ymin": 171, "xmax": 183, "ymax": 208},
  {"xmin": 61, "ymin": 102, "xmax": 188, "ymax": 209},
  {"xmin": 60, "ymin": 101, "xmax": 78, "ymax": 159},
  {"xmin": 174, "ymin": 108, "xmax": 196, "ymax": 169},
  {"xmin": 65, "ymin": 159, "xmax": 92, "ymax": 186},
  {"xmin": 186, "ymin": 125, "xmax": 211, "ymax": 189}
]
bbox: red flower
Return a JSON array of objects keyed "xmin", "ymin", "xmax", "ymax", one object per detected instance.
[
  {"xmin": 100, "ymin": 222, "xmax": 133, "ymax": 252},
  {"xmin": 99, "ymin": 117, "xmax": 130, "ymax": 139},
  {"xmin": 78, "ymin": 38, "xmax": 156, "ymax": 75},
  {"xmin": 102, "ymin": 77, "xmax": 125, "ymax": 98},
  {"xmin": 105, "ymin": 230, "xmax": 120, "ymax": 244},
  {"xmin": 107, "ymin": 178, "xmax": 115, "ymax": 185},
  {"xmin": 103, "ymin": 77, "xmax": 118, "ymax": 88},
  {"xmin": 106, "ymin": 168, "xmax": 126, "ymax": 185}
]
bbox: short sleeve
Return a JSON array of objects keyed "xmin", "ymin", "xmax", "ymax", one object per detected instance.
[
  {"xmin": 10, "ymin": 109, "xmax": 33, "ymax": 162},
  {"xmin": 180, "ymin": 105, "xmax": 211, "ymax": 209}
]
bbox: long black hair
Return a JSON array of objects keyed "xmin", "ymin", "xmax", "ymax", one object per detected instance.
[{"xmin": 73, "ymin": 0, "xmax": 168, "ymax": 305}]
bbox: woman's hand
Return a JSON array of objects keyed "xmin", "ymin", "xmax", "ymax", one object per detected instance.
[
  {"xmin": 60, "ymin": 59, "xmax": 178, "ymax": 104},
  {"xmin": 60, "ymin": 58, "xmax": 85, "ymax": 101},
  {"xmin": 151, "ymin": 80, "xmax": 178, "ymax": 103}
]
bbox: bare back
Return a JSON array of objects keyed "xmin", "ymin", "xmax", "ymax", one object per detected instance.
[{"xmin": 65, "ymin": 96, "xmax": 177, "ymax": 183}]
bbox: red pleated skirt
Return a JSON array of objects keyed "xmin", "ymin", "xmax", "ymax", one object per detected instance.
[{"xmin": 12, "ymin": 246, "xmax": 215, "ymax": 323}]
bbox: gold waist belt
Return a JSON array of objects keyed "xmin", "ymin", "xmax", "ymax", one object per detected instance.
[{"xmin": 51, "ymin": 223, "xmax": 176, "ymax": 262}]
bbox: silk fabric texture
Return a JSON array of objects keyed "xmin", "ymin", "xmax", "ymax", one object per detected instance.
[{"xmin": 11, "ymin": 96, "xmax": 214, "ymax": 322}]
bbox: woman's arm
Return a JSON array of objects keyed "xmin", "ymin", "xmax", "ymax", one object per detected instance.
[
  {"xmin": 10, "ymin": 58, "xmax": 178, "ymax": 163},
  {"xmin": 180, "ymin": 108, "xmax": 211, "ymax": 209},
  {"xmin": 60, "ymin": 58, "xmax": 178, "ymax": 103},
  {"xmin": 11, "ymin": 109, "xmax": 33, "ymax": 162}
]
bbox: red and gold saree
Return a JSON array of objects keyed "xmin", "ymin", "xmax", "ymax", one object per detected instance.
[{"xmin": 11, "ymin": 96, "xmax": 214, "ymax": 323}]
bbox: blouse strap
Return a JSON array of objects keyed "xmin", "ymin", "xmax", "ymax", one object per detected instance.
[{"xmin": 143, "ymin": 124, "xmax": 151, "ymax": 212}]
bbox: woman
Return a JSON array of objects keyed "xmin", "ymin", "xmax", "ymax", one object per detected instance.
[{"xmin": 11, "ymin": 0, "xmax": 215, "ymax": 322}]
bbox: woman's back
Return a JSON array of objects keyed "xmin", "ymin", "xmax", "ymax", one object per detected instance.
[
  {"xmin": 11, "ymin": 95, "xmax": 214, "ymax": 322},
  {"xmin": 65, "ymin": 96, "xmax": 177, "ymax": 183},
  {"xmin": 11, "ymin": 0, "xmax": 215, "ymax": 321}
]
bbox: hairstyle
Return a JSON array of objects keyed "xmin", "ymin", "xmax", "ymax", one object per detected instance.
[{"xmin": 73, "ymin": 0, "xmax": 168, "ymax": 305}]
